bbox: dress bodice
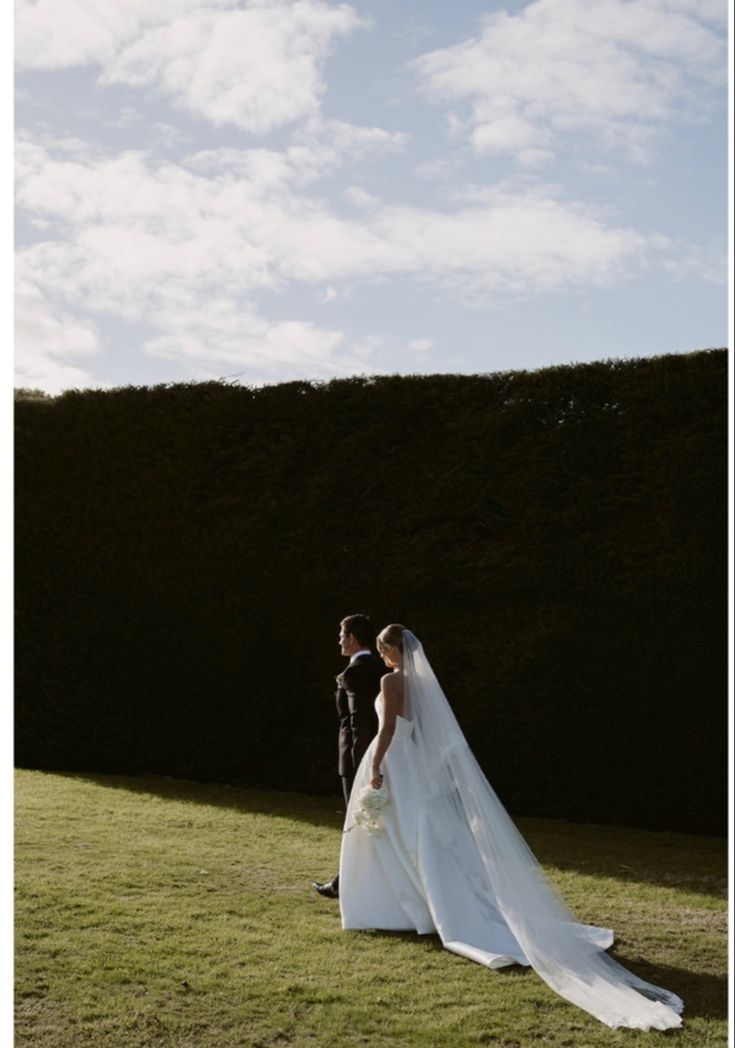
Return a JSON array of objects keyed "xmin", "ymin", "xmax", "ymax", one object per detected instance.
[{"xmin": 374, "ymin": 694, "xmax": 412, "ymax": 737}]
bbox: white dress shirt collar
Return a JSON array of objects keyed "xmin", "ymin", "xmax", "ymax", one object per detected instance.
[{"xmin": 349, "ymin": 649, "xmax": 372, "ymax": 663}]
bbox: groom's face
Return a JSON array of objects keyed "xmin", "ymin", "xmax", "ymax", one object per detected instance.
[{"xmin": 339, "ymin": 625, "xmax": 360, "ymax": 657}]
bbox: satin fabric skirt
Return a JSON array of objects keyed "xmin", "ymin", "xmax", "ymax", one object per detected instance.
[{"xmin": 339, "ymin": 714, "xmax": 612, "ymax": 969}]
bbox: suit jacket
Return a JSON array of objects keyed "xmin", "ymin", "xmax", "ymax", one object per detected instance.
[{"xmin": 335, "ymin": 652, "xmax": 386, "ymax": 778}]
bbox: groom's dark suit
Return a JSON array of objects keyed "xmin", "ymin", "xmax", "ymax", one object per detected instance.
[{"xmin": 335, "ymin": 651, "xmax": 385, "ymax": 808}]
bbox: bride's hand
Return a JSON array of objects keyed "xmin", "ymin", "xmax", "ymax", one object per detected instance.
[{"xmin": 370, "ymin": 769, "xmax": 384, "ymax": 789}]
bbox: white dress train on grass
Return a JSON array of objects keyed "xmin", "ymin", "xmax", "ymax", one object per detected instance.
[{"xmin": 339, "ymin": 631, "xmax": 684, "ymax": 1031}]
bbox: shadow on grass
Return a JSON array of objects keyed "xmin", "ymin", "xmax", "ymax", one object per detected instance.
[
  {"xmin": 43, "ymin": 770, "xmax": 348, "ymax": 829},
  {"xmin": 355, "ymin": 931, "xmax": 726, "ymax": 1023},
  {"xmin": 517, "ymin": 817, "xmax": 727, "ymax": 902},
  {"xmin": 33, "ymin": 770, "xmax": 727, "ymax": 900},
  {"xmin": 612, "ymin": 956, "xmax": 727, "ymax": 1023}
]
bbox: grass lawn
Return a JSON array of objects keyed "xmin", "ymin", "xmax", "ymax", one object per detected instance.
[{"xmin": 15, "ymin": 769, "xmax": 727, "ymax": 1047}]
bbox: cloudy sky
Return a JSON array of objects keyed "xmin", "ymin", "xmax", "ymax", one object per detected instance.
[{"xmin": 14, "ymin": 0, "xmax": 729, "ymax": 394}]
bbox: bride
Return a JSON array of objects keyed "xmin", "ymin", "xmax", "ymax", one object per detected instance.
[{"xmin": 339, "ymin": 625, "xmax": 684, "ymax": 1031}]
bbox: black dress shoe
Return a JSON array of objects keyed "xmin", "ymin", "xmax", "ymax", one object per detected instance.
[{"xmin": 312, "ymin": 880, "xmax": 339, "ymax": 899}]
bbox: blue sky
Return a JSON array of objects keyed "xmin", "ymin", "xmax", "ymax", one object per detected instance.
[{"xmin": 14, "ymin": 0, "xmax": 729, "ymax": 393}]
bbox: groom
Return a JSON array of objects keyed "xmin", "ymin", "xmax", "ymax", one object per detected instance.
[{"xmin": 312, "ymin": 613, "xmax": 385, "ymax": 899}]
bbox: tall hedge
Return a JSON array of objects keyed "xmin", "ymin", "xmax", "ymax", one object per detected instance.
[{"xmin": 15, "ymin": 349, "xmax": 728, "ymax": 834}]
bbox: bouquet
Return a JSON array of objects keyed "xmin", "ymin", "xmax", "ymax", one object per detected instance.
[{"xmin": 345, "ymin": 783, "xmax": 391, "ymax": 836}]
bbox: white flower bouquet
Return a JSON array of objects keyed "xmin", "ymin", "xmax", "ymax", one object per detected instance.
[{"xmin": 346, "ymin": 783, "xmax": 391, "ymax": 836}]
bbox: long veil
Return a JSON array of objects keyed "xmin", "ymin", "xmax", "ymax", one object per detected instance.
[{"xmin": 402, "ymin": 629, "xmax": 683, "ymax": 1030}]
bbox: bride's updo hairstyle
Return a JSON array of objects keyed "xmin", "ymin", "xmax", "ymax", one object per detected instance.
[{"xmin": 377, "ymin": 624, "xmax": 407, "ymax": 653}]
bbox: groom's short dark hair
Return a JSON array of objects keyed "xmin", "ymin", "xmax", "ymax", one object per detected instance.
[{"xmin": 341, "ymin": 613, "xmax": 376, "ymax": 648}]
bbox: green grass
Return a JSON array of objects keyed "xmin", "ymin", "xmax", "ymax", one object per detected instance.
[{"xmin": 15, "ymin": 769, "xmax": 727, "ymax": 1047}]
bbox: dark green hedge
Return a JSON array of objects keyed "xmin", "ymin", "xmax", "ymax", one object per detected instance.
[{"xmin": 15, "ymin": 349, "xmax": 728, "ymax": 834}]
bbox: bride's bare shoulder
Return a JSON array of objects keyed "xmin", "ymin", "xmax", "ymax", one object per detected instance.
[
  {"xmin": 380, "ymin": 669, "xmax": 405, "ymax": 718},
  {"xmin": 380, "ymin": 670, "xmax": 404, "ymax": 696}
]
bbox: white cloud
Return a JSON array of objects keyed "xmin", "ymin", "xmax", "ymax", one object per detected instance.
[
  {"xmin": 15, "ymin": 0, "xmax": 211, "ymax": 70},
  {"xmin": 344, "ymin": 186, "xmax": 382, "ymax": 209},
  {"xmin": 14, "ymin": 348, "xmax": 99, "ymax": 395},
  {"xmin": 14, "ymin": 131, "xmax": 375, "ymax": 384},
  {"xmin": 412, "ymin": 0, "xmax": 727, "ymax": 164},
  {"xmin": 18, "ymin": 128, "xmax": 711, "ymax": 388},
  {"xmin": 366, "ymin": 191, "xmax": 648, "ymax": 294},
  {"xmin": 151, "ymin": 122, "xmax": 190, "ymax": 149},
  {"xmin": 104, "ymin": 2, "xmax": 366, "ymax": 132},
  {"xmin": 141, "ymin": 299, "xmax": 355, "ymax": 380},
  {"xmin": 415, "ymin": 155, "xmax": 465, "ymax": 182},
  {"xmin": 15, "ymin": 263, "xmax": 101, "ymax": 393},
  {"xmin": 409, "ymin": 338, "xmax": 433, "ymax": 352},
  {"xmin": 183, "ymin": 119, "xmax": 406, "ymax": 189},
  {"xmin": 16, "ymin": 133, "xmax": 658, "ymax": 317},
  {"xmin": 292, "ymin": 119, "xmax": 409, "ymax": 177},
  {"xmin": 17, "ymin": 0, "xmax": 367, "ymax": 135},
  {"xmin": 660, "ymin": 239, "xmax": 727, "ymax": 284}
]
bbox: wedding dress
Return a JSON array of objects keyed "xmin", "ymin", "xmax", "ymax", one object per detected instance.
[{"xmin": 339, "ymin": 631, "xmax": 684, "ymax": 1031}]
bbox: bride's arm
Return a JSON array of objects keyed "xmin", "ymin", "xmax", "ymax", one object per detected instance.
[{"xmin": 370, "ymin": 675, "xmax": 401, "ymax": 787}]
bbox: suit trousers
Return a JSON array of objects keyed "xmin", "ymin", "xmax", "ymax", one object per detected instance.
[{"xmin": 341, "ymin": 775, "xmax": 353, "ymax": 809}]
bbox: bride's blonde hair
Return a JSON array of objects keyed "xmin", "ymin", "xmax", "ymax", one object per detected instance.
[{"xmin": 377, "ymin": 623, "xmax": 407, "ymax": 652}]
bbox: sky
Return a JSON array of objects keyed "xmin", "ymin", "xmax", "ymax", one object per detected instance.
[{"xmin": 13, "ymin": 0, "xmax": 730, "ymax": 394}]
